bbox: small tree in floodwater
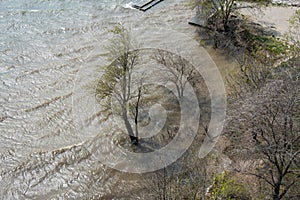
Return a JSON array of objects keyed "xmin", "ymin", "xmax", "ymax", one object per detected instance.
[
  {"xmin": 95, "ymin": 25, "xmax": 144, "ymax": 144},
  {"xmin": 154, "ymin": 49, "xmax": 196, "ymax": 99}
]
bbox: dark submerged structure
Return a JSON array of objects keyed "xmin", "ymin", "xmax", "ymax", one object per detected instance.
[{"xmin": 132, "ymin": 0, "xmax": 165, "ymax": 12}]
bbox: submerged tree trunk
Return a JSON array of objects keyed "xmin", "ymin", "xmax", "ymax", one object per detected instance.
[
  {"xmin": 134, "ymin": 86, "xmax": 142, "ymax": 143},
  {"xmin": 273, "ymin": 184, "xmax": 280, "ymax": 200},
  {"xmin": 273, "ymin": 175, "xmax": 283, "ymax": 200},
  {"xmin": 134, "ymin": 105, "xmax": 139, "ymax": 143},
  {"xmin": 122, "ymin": 106, "xmax": 138, "ymax": 144}
]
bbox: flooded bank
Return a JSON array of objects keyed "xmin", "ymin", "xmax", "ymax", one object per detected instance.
[
  {"xmin": 0, "ymin": 0, "xmax": 297, "ymax": 198},
  {"xmin": 0, "ymin": 0, "xmax": 212, "ymax": 198}
]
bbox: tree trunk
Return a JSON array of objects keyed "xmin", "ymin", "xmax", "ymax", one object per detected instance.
[
  {"xmin": 134, "ymin": 105, "xmax": 139, "ymax": 143},
  {"xmin": 122, "ymin": 107, "xmax": 138, "ymax": 144},
  {"xmin": 134, "ymin": 86, "xmax": 142, "ymax": 144},
  {"xmin": 273, "ymin": 183, "xmax": 280, "ymax": 200},
  {"xmin": 273, "ymin": 175, "xmax": 283, "ymax": 200}
]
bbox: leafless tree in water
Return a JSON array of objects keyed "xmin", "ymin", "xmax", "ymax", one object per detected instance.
[{"xmin": 153, "ymin": 49, "xmax": 196, "ymax": 100}]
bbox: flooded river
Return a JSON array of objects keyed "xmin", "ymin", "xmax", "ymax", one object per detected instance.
[
  {"xmin": 0, "ymin": 0, "xmax": 297, "ymax": 199},
  {"xmin": 0, "ymin": 0, "xmax": 205, "ymax": 199}
]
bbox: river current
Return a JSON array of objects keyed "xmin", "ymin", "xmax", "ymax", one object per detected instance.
[
  {"xmin": 1, "ymin": 0, "xmax": 297, "ymax": 199},
  {"xmin": 0, "ymin": 0, "xmax": 200, "ymax": 199}
]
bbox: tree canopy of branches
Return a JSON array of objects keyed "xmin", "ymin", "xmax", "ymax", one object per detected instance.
[
  {"xmin": 141, "ymin": 151, "xmax": 210, "ymax": 200},
  {"xmin": 190, "ymin": 0, "xmax": 271, "ymax": 32},
  {"xmin": 224, "ymin": 10, "xmax": 300, "ymax": 200},
  {"xmin": 227, "ymin": 79, "xmax": 300, "ymax": 199},
  {"xmin": 95, "ymin": 25, "xmax": 143, "ymax": 144},
  {"xmin": 154, "ymin": 49, "xmax": 196, "ymax": 99},
  {"xmin": 190, "ymin": 0, "xmax": 239, "ymax": 31}
]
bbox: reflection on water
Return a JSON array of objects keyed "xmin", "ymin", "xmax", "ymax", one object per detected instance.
[{"xmin": 0, "ymin": 0, "xmax": 211, "ymax": 198}]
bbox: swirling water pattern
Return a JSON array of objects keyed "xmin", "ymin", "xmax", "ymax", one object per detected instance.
[{"xmin": 0, "ymin": 0, "xmax": 185, "ymax": 198}]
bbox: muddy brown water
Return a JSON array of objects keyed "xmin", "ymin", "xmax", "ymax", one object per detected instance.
[
  {"xmin": 4, "ymin": 0, "xmax": 293, "ymax": 198},
  {"xmin": 0, "ymin": 0, "xmax": 215, "ymax": 198}
]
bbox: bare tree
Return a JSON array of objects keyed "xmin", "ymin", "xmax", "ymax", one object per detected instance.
[
  {"xmin": 141, "ymin": 153, "xmax": 209, "ymax": 200},
  {"xmin": 226, "ymin": 80, "xmax": 300, "ymax": 199},
  {"xmin": 154, "ymin": 49, "xmax": 195, "ymax": 99},
  {"xmin": 190, "ymin": 0, "xmax": 240, "ymax": 31},
  {"xmin": 190, "ymin": 0, "xmax": 267, "ymax": 31},
  {"xmin": 226, "ymin": 51, "xmax": 274, "ymax": 99},
  {"xmin": 95, "ymin": 25, "xmax": 143, "ymax": 144}
]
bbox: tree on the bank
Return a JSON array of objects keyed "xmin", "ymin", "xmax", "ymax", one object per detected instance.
[
  {"xmin": 225, "ymin": 12, "xmax": 300, "ymax": 198},
  {"xmin": 190, "ymin": 0, "xmax": 238, "ymax": 31},
  {"xmin": 227, "ymin": 79, "xmax": 300, "ymax": 199},
  {"xmin": 226, "ymin": 51, "xmax": 274, "ymax": 98},
  {"xmin": 95, "ymin": 25, "xmax": 144, "ymax": 144},
  {"xmin": 142, "ymin": 151, "xmax": 210, "ymax": 199},
  {"xmin": 190, "ymin": 0, "xmax": 267, "ymax": 31}
]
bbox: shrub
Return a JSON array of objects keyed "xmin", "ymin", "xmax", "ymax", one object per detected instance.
[{"xmin": 208, "ymin": 171, "xmax": 251, "ymax": 200}]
